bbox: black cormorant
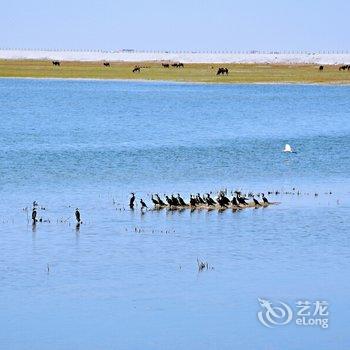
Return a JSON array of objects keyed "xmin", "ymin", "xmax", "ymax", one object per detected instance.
[
  {"xmin": 196, "ymin": 193, "xmax": 206, "ymax": 204},
  {"xmin": 217, "ymin": 197, "xmax": 228, "ymax": 208},
  {"xmin": 155, "ymin": 194, "xmax": 166, "ymax": 206},
  {"xmin": 129, "ymin": 193, "xmax": 136, "ymax": 209},
  {"xmin": 177, "ymin": 194, "xmax": 187, "ymax": 206},
  {"xmin": 151, "ymin": 195, "xmax": 159, "ymax": 206},
  {"xmin": 221, "ymin": 194, "xmax": 230, "ymax": 205},
  {"xmin": 190, "ymin": 195, "xmax": 197, "ymax": 206},
  {"xmin": 32, "ymin": 208, "xmax": 37, "ymax": 223},
  {"xmin": 140, "ymin": 199, "xmax": 148, "ymax": 209},
  {"xmin": 171, "ymin": 195, "xmax": 180, "ymax": 206},
  {"xmin": 238, "ymin": 194, "xmax": 248, "ymax": 205},
  {"xmin": 231, "ymin": 196, "xmax": 239, "ymax": 206},
  {"xmin": 165, "ymin": 195, "xmax": 173, "ymax": 206},
  {"xmin": 75, "ymin": 208, "xmax": 81, "ymax": 223},
  {"xmin": 206, "ymin": 194, "xmax": 216, "ymax": 206},
  {"xmin": 262, "ymin": 193, "xmax": 270, "ymax": 204},
  {"xmin": 253, "ymin": 198, "xmax": 261, "ymax": 206}
]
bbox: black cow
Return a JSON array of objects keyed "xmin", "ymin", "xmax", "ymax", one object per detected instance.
[
  {"xmin": 216, "ymin": 67, "xmax": 229, "ymax": 75},
  {"xmin": 171, "ymin": 63, "xmax": 184, "ymax": 68}
]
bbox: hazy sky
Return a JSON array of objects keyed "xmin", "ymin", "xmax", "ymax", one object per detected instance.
[{"xmin": 1, "ymin": 0, "xmax": 349, "ymax": 51}]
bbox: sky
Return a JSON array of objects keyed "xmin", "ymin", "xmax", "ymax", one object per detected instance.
[{"xmin": 1, "ymin": 0, "xmax": 349, "ymax": 52}]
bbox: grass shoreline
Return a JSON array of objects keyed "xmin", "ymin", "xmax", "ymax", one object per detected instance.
[{"xmin": 1, "ymin": 59, "xmax": 350, "ymax": 84}]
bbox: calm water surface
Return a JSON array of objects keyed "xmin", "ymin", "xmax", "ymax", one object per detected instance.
[{"xmin": 0, "ymin": 78, "xmax": 350, "ymax": 349}]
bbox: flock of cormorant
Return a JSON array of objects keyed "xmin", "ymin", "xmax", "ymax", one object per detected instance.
[
  {"xmin": 26, "ymin": 188, "xmax": 333, "ymax": 227},
  {"xmin": 28, "ymin": 191, "xmax": 274, "ymax": 226},
  {"xmin": 130, "ymin": 191, "xmax": 274, "ymax": 211}
]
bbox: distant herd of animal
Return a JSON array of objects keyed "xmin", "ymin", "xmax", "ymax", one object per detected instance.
[
  {"xmin": 51, "ymin": 60, "xmax": 229, "ymax": 76},
  {"xmin": 161, "ymin": 63, "xmax": 184, "ymax": 68},
  {"xmin": 50, "ymin": 60, "xmax": 350, "ymax": 76},
  {"xmin": 318, "ymin": 65, "xmax": 350, "ymax": 71},
  {"xmin": 338, "ymin": 65, "xmax": 350, "ymax": 71},
  {"xmin": 132, "ymin": 62, "xmax": 184, "ymax": 72}
]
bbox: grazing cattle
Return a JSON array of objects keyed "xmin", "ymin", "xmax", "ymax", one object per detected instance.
[
  {"xmin": 319, "ymin": 65, "xmax": 324, "ymax": 71},
  {"xmin": 162, "ymin": 63, "xmax": 170, "ymax": 68},
  {"xmin": 216, "ymin": 67, "xmax": 229, "ymax": 75},
  {"xmin": 339, "ymin": 65, "xmax": 349, "ymax": 71},
  {"xmin": 132, "ymin": 67, "xmax": 141, "ymax": 73},
  {"xmin": 52, "ymin": 60, "xmax": 60, "ymax": 66},
  {"xmin": 171, "ymin": 63, "xmax": 184, "ymax": 68},
  {"xmin": 103, "ymin": 62, "xmax": 110, "ymax": 67}
]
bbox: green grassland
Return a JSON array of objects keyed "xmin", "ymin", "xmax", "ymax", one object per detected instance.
[{"xmin": 1, "ymin": 59, "xmax": 350, "ymax": 84}]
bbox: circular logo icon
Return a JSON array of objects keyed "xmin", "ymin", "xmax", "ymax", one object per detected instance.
[{"xmin": 257, "ymin": 298, "xmax": 293, "ymax": 328}]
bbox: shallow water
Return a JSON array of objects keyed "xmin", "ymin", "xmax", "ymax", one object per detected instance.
[{"xmin": 0, "ymin": 78, "xmax": 350, "ymax": 349}]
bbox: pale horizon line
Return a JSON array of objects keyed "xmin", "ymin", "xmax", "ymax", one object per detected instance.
[{"xmin": 1, "ymin": 48, "xmax": 350, "ymax": 55}]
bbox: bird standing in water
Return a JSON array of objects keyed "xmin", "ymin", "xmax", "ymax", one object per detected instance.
[
  {"xmin": 75, "ymin": 208, "xmax": 81, "ymax": 223},
  {"xmin": 129, "ymin": 193, "xmax": 136, "ymax": 209},
  {"xmin": 32, "ymin": 207, "xmax": 37, "ymax": 223},
  {"xmin": 140, "ymin": 199, "xmax": 148, "ymax": 210}
]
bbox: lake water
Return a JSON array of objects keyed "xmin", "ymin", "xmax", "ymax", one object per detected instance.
[{"xmin": 0, "ymin": 78, "xmax": 349, "ymax": 349}]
